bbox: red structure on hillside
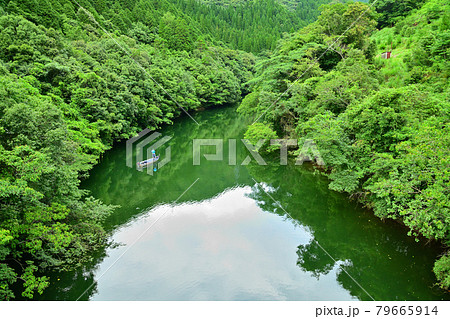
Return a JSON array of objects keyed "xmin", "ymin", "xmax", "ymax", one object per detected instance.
[{"xmin": 381, "ymin": 51, "xmax": 391, "ymax": 59}]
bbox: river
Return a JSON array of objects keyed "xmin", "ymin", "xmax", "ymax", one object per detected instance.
[{"xmin": 36, "ymin": 105, "xmax": 449, "ymax": 301}]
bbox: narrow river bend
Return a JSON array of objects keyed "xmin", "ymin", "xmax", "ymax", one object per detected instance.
[{"xmin": 38, "ymin": 106, "xmax": 449, "ymax": 301}]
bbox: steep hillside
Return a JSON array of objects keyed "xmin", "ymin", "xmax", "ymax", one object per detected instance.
[
  {"xmin": 0, "ymin": 0, "xmax": 255, "ymax": 299},
  {"xmin": 238, "ymin": 0, "xmax": 450, "ymax": 289},
  {"xmin": 0, "ymin": 0, "xmax": 333, "ymax": 53}
]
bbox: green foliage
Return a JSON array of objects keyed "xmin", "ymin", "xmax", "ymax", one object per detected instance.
[
  {"xmin": 434, "ymin": 254, "xmax": 450, "ymax": 290},
  {"xmin": 243, "ymin": 123, "xmax": 278, "ymax": 152},
  {"xmin": 366, "ymin": 121, "xmax": 450, "ymax": 242},
  {"xmin": 159, "ymin": 12, "xmax": 194, "ymax": 51},
  {"xmin": 241, "ymin": 0, "xmax": 450, "ymax": 289},
  {"xmin": 369, "ymin": 0, "xmax": 426, "ymax": 28},
  {"xmin": 0, "ymin": 0, "xmax": 332, "ymax": 54},
  {"xmin": 237, "ymin": 91, "xmax": 259, "ymax": 115},
  {"xmin": 20, "ymin": 262, "xmax": 49, "ymax": 299},
  {"xmin": 1, "ymin": 0, "xmax": 448, "ymax": 298},
  {"xmin": 0, "ymin": 0, "xmax": 256, "ymax": 299},
  {"xmin": 177, "ymin": 0, "xmax": 332, "ymax": 53},
  {"xmin": 318, "ymin": 1, "xmax": 377, "ymax": 50}
]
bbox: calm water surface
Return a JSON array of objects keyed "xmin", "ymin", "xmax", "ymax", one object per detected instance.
[{"xmin": 37, "ymin": 106, "xmax": 449, "ymax": 301}]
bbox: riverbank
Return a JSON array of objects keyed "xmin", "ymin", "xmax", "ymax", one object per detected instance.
[
  {"xmin": 236, "ymin": 0, "xmax": 450, "ymax": 290},
  {"xmin": 27, "ymin": 106, "xmax": 450, "ymax": 301}
]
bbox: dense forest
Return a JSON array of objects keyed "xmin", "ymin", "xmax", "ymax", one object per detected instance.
[
  {"xmin": 238, "ymin": 0, "xmax": 450, "ymax": 290},
  {"xmin": 0, "ymin": 0, "xmax": 258, "ymax": 300},
  {"xmin": 0, "ymin": 0, "xmax": 449, "ymax": 300},
  {"xmin": 176, "ymin": 0, "xmax": 332, "ymax": 52},
  {"xmin": 0, "ymin": 0, "xmax": 331, "ymax": 53}
]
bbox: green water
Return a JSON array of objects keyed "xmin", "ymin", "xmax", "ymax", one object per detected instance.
[{"xmin": 38, "ymin": 106, "xmax": 449, "ymax": 300}]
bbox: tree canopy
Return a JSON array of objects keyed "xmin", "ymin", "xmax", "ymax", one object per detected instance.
[
  {"xmin": 0, "ymin": 0, "xmax": 255, "ymax": 299},
  {"xmin": 238, "ymin": 0, "xmax": 450, "ymax": 289}
]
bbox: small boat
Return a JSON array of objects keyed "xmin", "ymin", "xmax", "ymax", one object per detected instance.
[{"xmin": 137, "ymin": 155, "xmax": 159, "ymax": 168}]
